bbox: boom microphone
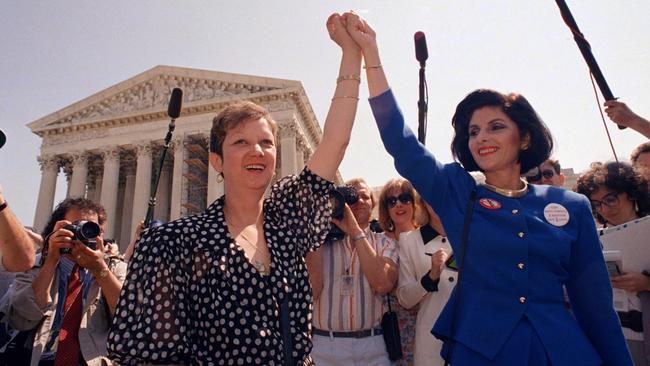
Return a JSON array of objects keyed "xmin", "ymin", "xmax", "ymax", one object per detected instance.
[
  {"xmin": 414, "ymin": 31, "xmax": 428, "ymax": 67},
  {"xmin": 167, "ymin": 88, "xmax": 183, "ymax": 119}
]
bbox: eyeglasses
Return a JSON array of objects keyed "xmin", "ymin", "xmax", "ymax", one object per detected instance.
[
  {"xmin": 385, "ymin": 192, "xmax": 413, "ymax": 208},
  {"xmin": 590, "ymin": 192, "xmax": 620, "ymax": 211}
]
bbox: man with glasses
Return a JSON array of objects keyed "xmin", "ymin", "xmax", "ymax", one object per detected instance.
[
  {"xmin": 306, "ymin": 177, "xmax": 398, "ymax": 366},
  {"xmin": 525, "ymin": 159, "xmax": 566, "ymax": 188}
]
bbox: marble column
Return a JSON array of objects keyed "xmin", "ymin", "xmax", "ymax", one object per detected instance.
[
  {"xmin": 33, "ymin": 155, "xmax": 60, "ymax": 232},
  {"xmin": 170, "ymin": 138, "xmax": 184, "ymax": 220},
  {"xmin": 68, "ymin": 153, "xmax": 88, "ymax": 198},
  {"xmin": 99, "ymin": 148, "xmax": 120, "ymax": 238},
  {"xmin": 131, "ymin": 143, "xmax": 153, "ymax": 240},
  {"xmin": 154, "ymin": 159, "xmax": 172, "ymax": 222},
  {"xmin": 279, "ymin": 125, "xmax": 298, "ymax": 177},
  {"xmin": 119, "ymin": 164, "xmax": 136, "ymax": 249}
]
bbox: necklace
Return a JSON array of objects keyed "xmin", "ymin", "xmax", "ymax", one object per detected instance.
[
  {"xmin": 481, "ymin": 178, "xmax": 529, "ymax": 198},
  {"xmin": 225, "ymin": 216, "xmax": 270, "ymax": 275}
]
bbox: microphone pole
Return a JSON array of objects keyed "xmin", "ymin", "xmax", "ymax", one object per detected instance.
[
  {"xmin": 415, "ymin": 31, "xmax": 429, "ymax": 144},
  {"xmin": 144, "ymin": 88, "xmax": 183, "ymax": 227},
  {"xmin": 554, "ymin": 0, "xmax": 623, "ymax": 129}
]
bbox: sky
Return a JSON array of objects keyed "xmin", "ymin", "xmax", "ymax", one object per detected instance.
[{"xmin": 1, "ymin": 1, "xmax": 649, "ymax": 226}]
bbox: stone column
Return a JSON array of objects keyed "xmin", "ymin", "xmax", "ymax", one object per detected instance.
[
  {"xmin": 68, "ymin": 153, "xmax": 88, "ymax": 198},
  {"xmin": 99, "ymin": 148, "xmax": 120, "ymax": 238},
  {"xmin": 119, "ymin": 162, "xmax": 136, "ymax": 249},
  {"xmin": 131, "ymin": 143, "xmax": 153, "ymax": 240},
  {"xmin": 279, "ymin": 125, "xmax": 298, "ymax": 177},
  {"xmin": 154, "ymin": 159, "xmax": 172, "ymax": 222},
  {"xmin": 170, "ymin": 138, "xmax": 184, "ymax": 220},
  {"xmin": 33, "ymin": 155, "xmax": 59, "ymax": 232}
]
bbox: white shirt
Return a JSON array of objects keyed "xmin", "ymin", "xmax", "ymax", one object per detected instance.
[{"xmin": 396, "ymin": 226, "xmax": 456, "ymax": 366}]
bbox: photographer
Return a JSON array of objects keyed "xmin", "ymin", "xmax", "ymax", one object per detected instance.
[
  {"xmin": 6, "ymin": 198, "xmax": 126, "ymax": 366},
  {"xmin": 306, "ymin": 178, "xmax": 398, "ymax": 366}
]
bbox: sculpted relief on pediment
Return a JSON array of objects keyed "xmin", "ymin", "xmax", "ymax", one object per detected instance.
[{"xmin": 65, "ymin": 76, "xmax": 275, "ymax": 125}]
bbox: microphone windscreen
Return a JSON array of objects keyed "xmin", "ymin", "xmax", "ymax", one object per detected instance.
[
  {"xmin": 167, "ymin": 88, "xmax": 183, "ymax": 119},
  {"xmin": 414, "ymin": 31, "xmax": 428, "ymax": 64},
  {"xmin": 0, "ymin": 129, "xmax": 5, "ymax": 149}
]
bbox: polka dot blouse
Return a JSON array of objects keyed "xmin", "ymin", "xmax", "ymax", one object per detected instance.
[{"xmin": 108, "ymin": 168, "xmax": 333, "ymax": 365}]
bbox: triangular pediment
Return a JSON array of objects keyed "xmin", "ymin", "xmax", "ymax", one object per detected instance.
[{"xmin": 28, "ymin": 65, "xmax": 302, "ymax": 134}]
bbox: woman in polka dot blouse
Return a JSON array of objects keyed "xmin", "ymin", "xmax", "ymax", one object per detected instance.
[{"xmin": 108, "ymin": 13, "xmax": 362, "ymax": 366}]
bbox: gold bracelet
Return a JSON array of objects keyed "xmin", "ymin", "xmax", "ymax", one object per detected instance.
[
  {"xmin": 93, "ymin": 267, "xmax": 110, "ymax": 279},
  {"xmin": 363, "ymin": 64, "xmax": 382, "ymax": 69},
  {"xmin": 331, "ymin": 96, "xmax": 360, "ymax": 101},
  {"xmin": 336, "ymin": 74, "xmax": 361, "ymax": 84}
]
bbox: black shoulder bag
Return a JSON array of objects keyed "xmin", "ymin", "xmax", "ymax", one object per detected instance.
[{"xmin": 381, "ymin": 294, "xmax": 403, "ymax": 361}]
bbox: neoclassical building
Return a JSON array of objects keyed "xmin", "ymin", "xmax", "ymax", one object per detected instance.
[{"xmin": 29, "ymin": 65, "xmax": 339, "ymax": 251}]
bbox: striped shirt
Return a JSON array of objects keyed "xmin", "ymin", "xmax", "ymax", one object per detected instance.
[{"xmin": 313, "ymin": 227, "xmax": 398, "ymax": 331}]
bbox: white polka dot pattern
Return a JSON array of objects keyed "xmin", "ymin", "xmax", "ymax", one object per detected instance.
[{"xmin": 107, "ymin": 167, "xmax": 333, "ymax": 365}]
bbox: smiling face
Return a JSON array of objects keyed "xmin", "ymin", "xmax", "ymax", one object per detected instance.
[
  {"xmin": 209, "ymin": 117, "xmax": 277, "ymax": 192},
  {"xmin": 468, "ymin": 106, "xmax": 526, "ymax": 175},
  {"xmin": 386, "ymin": 188, "xmax": 414, "ymax": 228}
]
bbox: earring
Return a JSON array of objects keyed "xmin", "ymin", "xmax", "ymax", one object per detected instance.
[
  {"xmin": 521, "ymin": 143, "xmax": 529, "ymax": 151},
  {"xmin": 388, "ymin": 221, "xmax": 394, "ymax": 232},
  {"xmin": 217, "ymin": 172, "xmax": 224, "ymax": 183}
]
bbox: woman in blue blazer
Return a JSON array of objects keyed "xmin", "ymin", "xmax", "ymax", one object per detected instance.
[{"xmin": 338, "ymin": 11, "xmax": 632, "ymax": 365}]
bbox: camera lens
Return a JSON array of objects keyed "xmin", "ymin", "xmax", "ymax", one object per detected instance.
[{"xmin": 78, "ymin": 221, "xmax": 101, "ymax": 240}]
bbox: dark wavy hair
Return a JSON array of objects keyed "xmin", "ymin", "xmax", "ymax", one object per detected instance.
[
  {"xmin": 41, "ymin": 197, "xmax": 106, "ymax": 239},
  {"xmin": 451, "ymin": 89, "xmax": 553, "ymax": 173},
  {"xmin": 574, "ymin": 161, "xmax": 650, "ymax": 224}
]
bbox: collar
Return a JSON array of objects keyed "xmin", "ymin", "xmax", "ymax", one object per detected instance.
[{"xmin": 419, "ymin": 225, "xmax": 440, "ymax": 244}]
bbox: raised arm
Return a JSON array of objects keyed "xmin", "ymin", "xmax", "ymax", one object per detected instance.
[
  {"xmin": 343, "ymin": 12, "xmax": 388, "ymax": 98},
  {"xmin": 0, "ymin": 187, "xmax": 35, "ymax": 271},
  {"xmin": 306, "ymin": 13, "xmax": 362, "ymax": 181}
]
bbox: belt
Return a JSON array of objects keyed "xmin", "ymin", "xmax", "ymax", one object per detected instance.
[{"xmin": 312, "ymin": 327, "xmax": 383, "ymax": 339}]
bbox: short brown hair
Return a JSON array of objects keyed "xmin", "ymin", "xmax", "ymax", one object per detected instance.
[
  {"xmin": 377, "ymin": 178, "xmax": 422, "ymax": 233},
  {"xmin": 209, "ymin": 101, "xmax": 278, "ymax": 157},
  {"xmin": 630, "ymin": 142, "xmax": 650, "ymax": 164}
]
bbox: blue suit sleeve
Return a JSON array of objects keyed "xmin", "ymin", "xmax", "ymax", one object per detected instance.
[
  {"xmin": 565, "ymin": 198, "xmax": 633, "ymax": 366},
  {"xmin": 368, "ymin": 89, "xmax": 470, "ymax": 211}
]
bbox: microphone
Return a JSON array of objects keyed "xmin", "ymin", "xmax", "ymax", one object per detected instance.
[
  {"xmin": 167, "ymin": 88, "xmax": 183, "ymax": 119},
  {"xmin": 0, "ymin": 129, "xmax": 6, "ymax": 149},
  {"xmin": 414, "ymin": 32, "xmax": 428, "ymax": 144},
  {"xmin": 144, "ymin": 87, "xmax": 184, "ymax": 228},
  {"xmin": 414, "ymin": 31, "xmax": 428, "ymax": 67}
]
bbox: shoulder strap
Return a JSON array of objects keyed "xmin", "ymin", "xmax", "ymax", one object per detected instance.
[{"xmin": 444, "ymin": 189, "xmax": 477, "ymax": 366}]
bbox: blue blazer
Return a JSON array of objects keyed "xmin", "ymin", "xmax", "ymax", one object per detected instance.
[{"xmin": 369, "ymin": 89, "xmax": 632, "ymax": 365}]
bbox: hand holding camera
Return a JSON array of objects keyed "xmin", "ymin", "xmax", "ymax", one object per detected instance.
[{"xmin": 46, "ymin": 220, "xmax": 106, "ymax": 272}]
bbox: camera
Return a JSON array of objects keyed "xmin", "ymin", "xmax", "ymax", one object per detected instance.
[
  {"xmin": 326, "ymin": 185, "xmax": 360, "ymax": 242},
  {"xmin": 60, "ymin": 220, "xmax": 101, "ymax": 254}
]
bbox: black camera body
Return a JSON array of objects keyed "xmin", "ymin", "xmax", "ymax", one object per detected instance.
[
  {"xmin": 326, "ymin": 185, "xmax": 360, "ymax": 242},
  {"xmin": 60, "ymin": 220, "xmax": 100, "ymax": 254}
]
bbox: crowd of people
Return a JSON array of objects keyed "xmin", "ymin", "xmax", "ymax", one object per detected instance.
[{"xmin": 0, "ymin": 10, "xmax": 648, "ymax": 366}]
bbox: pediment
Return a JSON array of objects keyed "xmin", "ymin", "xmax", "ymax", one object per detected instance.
[{"xmin": 28, "ymin": 65, "xmax": 302, "ymax": 134}]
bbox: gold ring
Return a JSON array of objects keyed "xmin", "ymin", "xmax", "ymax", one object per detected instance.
[{"xmin": 76, "ymin": 255, "xmax": 82, "ymax": 260}]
